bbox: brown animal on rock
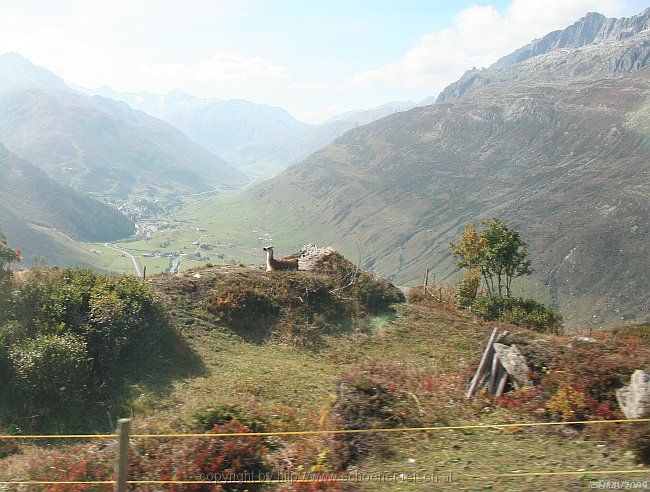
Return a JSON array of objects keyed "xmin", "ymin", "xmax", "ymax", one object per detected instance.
[{"xmin": 263, "ymin": 246, "xmax": 299, "ymax": 271}]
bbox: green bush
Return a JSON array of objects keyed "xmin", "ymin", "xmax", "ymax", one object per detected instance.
[
  {"xmin": 1, "ymin": 267, "xmax": 175, "ymax": 431},
  {"xmin": 189, "ymin": 403, "xmax": 267, "ymax": 433},
  {"xmin": 471, "ymin": 294, "xmax": 562, "ymax": 332},
  {"xmin": 9, "ymin": 333, "xmax": 91, "ymax": 404},
  {"xmin": 455, "ymin": 269, "xmax": 481, "ymax": 307}
]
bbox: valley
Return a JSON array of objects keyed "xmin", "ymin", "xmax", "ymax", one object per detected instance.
[
  {"xmin": 0, "ymin": 5, "xmax": 649, "ymax": 490},
  {"xmin": 78, "ymin": 191, "xmax": 310, "ymax": 277}
]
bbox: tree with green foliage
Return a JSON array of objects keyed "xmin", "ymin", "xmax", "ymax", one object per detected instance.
[
  {"xmin": 451, "ymin": 219, "xmax": 532, "ymax": 297},
  {"xmin": 0, "ymin": 229, "xmax": 20, "ymax": 272},
  {"xmin": 0, "ymin": 230, "xmax": 20, "ymax": 324}
]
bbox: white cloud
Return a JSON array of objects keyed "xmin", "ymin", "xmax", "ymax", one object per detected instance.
[
  {"xmin": 346, "ymin": 0, "xmax": 630, "ymax": 94},
  {"xmin": 140, "ymin": 52, "xmax": 292, "ymax": 93}
]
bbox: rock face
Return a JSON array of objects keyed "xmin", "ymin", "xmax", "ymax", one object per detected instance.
[
  {"xmin": 492, "ymin": 9, "xmax": 649, "ymax": 70},
  {"xmin": 437, "ymin": 8, "xmax": 649, "ymax": 103},
  {"xmin": 616, "ymin": 370, "xmax": 650, "ymax": 419},
  {"xmin": 493, "ymin": 343, "xmax": 533, "ymax": 389}
]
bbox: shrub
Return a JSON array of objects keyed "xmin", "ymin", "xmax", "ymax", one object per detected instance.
[
  {"xmin": 0, "ymin": 439, "xmax": 21, "ymax": 459},
  {"xmin": 1, "ymin": 267, "xmax": 175, "ymax": 431},
  {"xmin": 131, "ymin": 421, "xmax": 271, "ymax": 491},
  {"xmin": 455, "ymin": 269, "xmax": 481, "ymax": 307},
  {"xmin": 471, "ymin": 294, "xmax": 562, "ymax": 332},
  {"xmin": 189, "ymin": 403, "xmax": 267, "ymax": 433},
  {"xmin": 330, "ymin": 364, "xmax": 423, "ymax": 465},
  {"xmin": 318, "ymin": 252, "xmax": 405, "ymax": 314},
  {"xmin": 9, "ymin": 333, "xmax": 91, "ymax": 403},
  {"xmin": 406, "ymin": 285, "xmax": 456, "ymax": 308},
  {"xmin": 206, "ymin": 263, "xmax": 403, "ymax": 346},
  {"xmin": 546, "ymin": 385, "xmax": 591, "ymax": 421}
]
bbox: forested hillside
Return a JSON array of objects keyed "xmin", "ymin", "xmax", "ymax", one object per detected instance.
[{"xmin": 0, "ymin": 144, "xmax": 134, "ymax": 263}]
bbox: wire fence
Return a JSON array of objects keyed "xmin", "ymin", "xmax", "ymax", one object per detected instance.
[{"xmin": 0, "ymin": 417, "xmax": 648, "ymax": 490}]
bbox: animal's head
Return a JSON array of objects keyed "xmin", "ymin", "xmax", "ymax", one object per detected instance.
[{"xmin": 262, "ymin": 246, "xmax": 274, "ymax": 252}]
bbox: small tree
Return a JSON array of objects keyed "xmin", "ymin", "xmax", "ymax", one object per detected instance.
[
  {"xmin": 0, "ymin": 230, "xmax": 20, "ymax": 323},
  {"xmin": 0, "ymin": 230, "xmax": 21, "ymax": 272},
  {"xmin": 451, "ymin": 219, "xmax": 532, "ymax": 297}
]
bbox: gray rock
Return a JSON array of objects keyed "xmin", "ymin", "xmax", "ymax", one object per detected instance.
[
  {"xmin": 616, "ymin": 370, "xmax": 650, "ymax": 419},
  {"xmin": 493, "ymin": 343, "xmax": 533, "ymax": 389},
  {"xmin": 298, "ymin": 244, "xmax": 337, "ymax": 271}
]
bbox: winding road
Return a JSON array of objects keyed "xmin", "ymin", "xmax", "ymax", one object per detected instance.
[{"xmin": 104, "ymin": 243, "xmax": 144, "ymax": 278}]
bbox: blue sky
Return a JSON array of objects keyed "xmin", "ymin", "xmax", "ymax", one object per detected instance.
[{"xmin": 0, "ymin": 0, "xmax": 646, "ymax": 122}]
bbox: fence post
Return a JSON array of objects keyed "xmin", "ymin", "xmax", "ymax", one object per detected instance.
[{"xmin": 114, "ymin": 418, "xmax": 131, "ymax": 492}]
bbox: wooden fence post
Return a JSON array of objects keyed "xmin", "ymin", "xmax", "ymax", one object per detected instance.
[
  {"xmin": 114, "ymin": 418, "xmax": 131, "ymax": 492},
  {"xmin": 142, "ymin": 266, "xmax": 147, "ymax": 283}
]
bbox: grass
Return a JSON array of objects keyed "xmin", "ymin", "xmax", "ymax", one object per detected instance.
[
  {"xmin": 4, "ymin": 259, "xmax": 646, "ymax": 490},
  {"xmin": 105, "ymin": 276, "xmax": 644, "ymax": 491}
]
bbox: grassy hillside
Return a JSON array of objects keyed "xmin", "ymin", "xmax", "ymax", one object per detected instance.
[{"xmin": 1, "ymin": 261, "xmax": 647, "ymax": 490}]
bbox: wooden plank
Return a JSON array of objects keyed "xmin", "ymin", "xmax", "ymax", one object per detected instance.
[
  {"xmin": 114, "ymin": 418, "xmax": 131, "ymax": 492},
  {"xmin": 488, "ymin": 350, "xmax": 500, "ymax": 391},
  {"xmin": 476, "ymin": 370, "xmax": 490, "ymax": 391},
  {"xmin": 465, "ymin": 328, "xmax": 499, "ymax": 399},
  {"xmin": 495, "ymin": 370, "xmax": 509, "ymax": 397}
]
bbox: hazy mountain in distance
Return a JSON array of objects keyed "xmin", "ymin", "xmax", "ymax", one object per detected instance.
[
  {"xmin": 418, "ymin": 95, "xmax": 437, "ymax": 106},
  {"xmin": 0, "ymin": 52, "xmax": 72, "ymax": 95},
  {"xmin": 93, "ymin": 87, "xmax": 310, "ymax": 156},
  {"xmin": 221, "ymin": 100, "xmax": 416, "ymax": 179},
  {"xmin": 249, "ymin": 8, "xmax": 650, "ymax": 327},
  {"xmin": 0, "ymin": 53, "xmax": 246, "ymax": 199},
  {"xmin": 0, "ymin": 143, "xmax": 134, "ymax": 265},
  {"xmin": 94, "ymin": 85, "xmax": 416, "ymax": 180}
]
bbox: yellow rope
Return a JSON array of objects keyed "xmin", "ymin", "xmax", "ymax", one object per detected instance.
[
  {"xmin": 1, "ymin": 418, "xmax": 647, "ymax": 439},
  {"xmin": 0, "ymin": 469, "xmax": 648, "ymax": 485}
]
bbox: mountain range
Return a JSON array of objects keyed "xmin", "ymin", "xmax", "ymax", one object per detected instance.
[
  {"xmin": 0, "ymin": 53, "xmax": 245, "ymax": 200},
  {"xmin": 250, "ymin": 8, "xmax": 650, "ymax": 327},
  {"xmin": 94, "ymin": 86, "xmax": 416, "ymax": 179},
  {"xmin": 0, "ymin": 143, "xmax": 134, "ymax": 265}
]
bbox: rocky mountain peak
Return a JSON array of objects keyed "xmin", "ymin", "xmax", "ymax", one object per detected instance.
[
  {"xmin": 492, "ymin": 8, "xmax": 649, "ymax": 70},
  {"xmin": 436, "ymin": 8, "xmax": 649, "ymax": 103}
]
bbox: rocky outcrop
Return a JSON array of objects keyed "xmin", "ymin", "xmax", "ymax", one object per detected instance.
[
  {"xmin": 616, "ymin": 370, "xmax": 650, "ymax": 419},
  {"xmin": 493, "ymin": 343, "xmax": 533, "ymax": 389},
  {"xmin": 493, "ymin": 9, "xmax": 649, "ymax": 70},
  {"xmin": 298, "ymin": 244, "xmax": 337, "ymax": 271},
  {"xmin": 437, "ymin": 8, "xmax": 649, "ymax": 103}
]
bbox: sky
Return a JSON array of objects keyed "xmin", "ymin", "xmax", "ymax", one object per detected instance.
[{"xmin": 0, "ymin": 0, "xmax": 646, "ymax": 123}]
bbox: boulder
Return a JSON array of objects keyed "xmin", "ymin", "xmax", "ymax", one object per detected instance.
[
  {"xmin": 298, "ymin": 244, "xmax": 337, "ymax": 271},
  {"xmin": 616, "ymin": 370, "xmax": 650, "ymax": 419},
  {"xmin": 493, "ymin": 343, "xmax": 533, "ymax": 389}
]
